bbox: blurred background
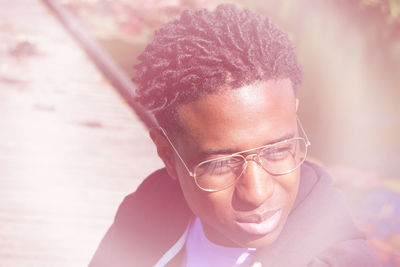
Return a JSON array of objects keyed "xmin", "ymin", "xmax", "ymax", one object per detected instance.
[{"xmin": 0, "ymin": 0, "xmax": 399, "ymax": 266}]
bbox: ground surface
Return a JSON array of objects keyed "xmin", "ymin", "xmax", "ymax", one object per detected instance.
[{"xmin": 0, "ymin": 1, "xmax": 162, "ymax": 266}]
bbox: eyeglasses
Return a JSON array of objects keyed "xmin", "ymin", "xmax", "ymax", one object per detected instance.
[{"xmin": 160, "ymin": 117, "xmax": 311, "ymax": 192}]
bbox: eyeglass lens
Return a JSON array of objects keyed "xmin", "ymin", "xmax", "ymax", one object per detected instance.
[{"xmin": 194, "ymin": 138, "xmax": 307, "ymax": 191}]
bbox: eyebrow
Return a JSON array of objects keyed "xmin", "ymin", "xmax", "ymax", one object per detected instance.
[{"xmin": 200, "ymin": 133, "xmax": 295, "ymax": 157}]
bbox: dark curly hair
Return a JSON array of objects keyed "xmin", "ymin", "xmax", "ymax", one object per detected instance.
[{"xmin": 133, "ymin": 4, "xmax": 302, "ymax": 131}]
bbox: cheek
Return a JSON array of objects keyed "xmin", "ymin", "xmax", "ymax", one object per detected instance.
[
  {"xmin": 180, "ymin": 178, "xmax": 235, "ymax": 224},
  {"xmin": 177, "ymin": 173, "xmax": 203, "ymax": 213},
  {"xmin": 202, "ymin": 190, "xmax": 235, "ymax": 220},
  {"xmin": 175, "ymin": 160, "xmax": 235, "ymax": 219},
  {"xmin": 279, "ymin": 169, "xmax": 301, "ymax": 205}
]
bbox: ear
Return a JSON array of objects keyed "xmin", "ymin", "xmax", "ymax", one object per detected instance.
[{"xmin": 149, "ymin": 128, "xmax": 179, "ymax": 180}]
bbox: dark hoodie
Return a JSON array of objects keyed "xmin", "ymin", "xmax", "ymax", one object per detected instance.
[{"xmin": 89, "ymin": 161, "xmax": 381, "ymax": 267}]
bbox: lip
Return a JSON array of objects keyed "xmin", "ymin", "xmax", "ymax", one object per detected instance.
[{"xmin": 235, "ymin": 209, "xmax": 283, "ymax": 235}]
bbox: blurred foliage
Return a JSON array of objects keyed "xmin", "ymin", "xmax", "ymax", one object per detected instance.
[{"xmin": 63, "ymin": 0, "xmax": 225, "ymax": 74}]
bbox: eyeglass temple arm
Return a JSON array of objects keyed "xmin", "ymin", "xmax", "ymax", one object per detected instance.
[
  {"xmin": 296, "ymin": 116, "xmax": 311, "ymax": 146},
  {"xmin": 158, "ymin": 127, "xmax": 195, "ymax": 177}
]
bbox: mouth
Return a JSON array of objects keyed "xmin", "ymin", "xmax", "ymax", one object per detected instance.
[{"xmin": 235, "ymin": 209, "xmax": 283, "ymax": 235}]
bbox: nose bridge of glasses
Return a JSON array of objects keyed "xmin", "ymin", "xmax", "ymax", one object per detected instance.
[
  {"xmin": 242, "ymin": 153, "xmax": 265, "ymax": 170},
  {"xmin": 244, "ymin": 153, "xmax": 259, "ymax": 162}
]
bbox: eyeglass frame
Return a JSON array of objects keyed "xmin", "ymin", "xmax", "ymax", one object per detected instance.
[{"xmin": 159, "ymin": 116, "xmax": 311, "ymax": 192}]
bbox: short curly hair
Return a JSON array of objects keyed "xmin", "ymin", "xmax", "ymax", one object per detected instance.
[{"xmin": 133, "ymin": 4, "xmax": 302, "ymax": 131}]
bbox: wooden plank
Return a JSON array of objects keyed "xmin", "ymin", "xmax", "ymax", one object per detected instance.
[{"xmin": 0, "ymin": 0, "xmax": 162, "ymax": 266}]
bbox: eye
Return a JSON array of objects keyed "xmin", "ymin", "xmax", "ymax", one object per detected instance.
[
  {"xmin": 264, "ymin": 148, "xmax": 287, "ymax": 159},
  {"xmin": 197, "ymin": 156, "xmax": 244, "ymax": 177},
  {"xmin": 260, "ymin": 144, "xmax": 293, "ymax": 161},
  {"xmin": 213, "ymin": 159, "xmax": 232, "ymax": 175}
]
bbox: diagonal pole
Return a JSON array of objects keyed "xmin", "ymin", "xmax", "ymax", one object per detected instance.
[{"xmin": 42, "ymin": 0, "xmax": 157, "ymax": 129}]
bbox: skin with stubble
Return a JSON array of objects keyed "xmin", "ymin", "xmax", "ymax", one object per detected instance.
[{"xmin": 153, "ymin": 78, "xmax": 300, "ymax": 248}]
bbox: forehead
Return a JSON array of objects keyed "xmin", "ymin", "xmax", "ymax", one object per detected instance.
[{"xmin": 175, "ymin": 79, "xmax": 297, "ymax": 154}]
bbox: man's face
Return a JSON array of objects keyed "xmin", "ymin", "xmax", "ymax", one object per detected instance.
[{"xmin": 171, "ymin": 78, "xmax": 299, "ymax": 248}]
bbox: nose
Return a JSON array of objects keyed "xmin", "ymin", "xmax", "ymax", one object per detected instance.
[{"xmin": 232, "ymin": 155, "xmax": 274, "ymax": 210}]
